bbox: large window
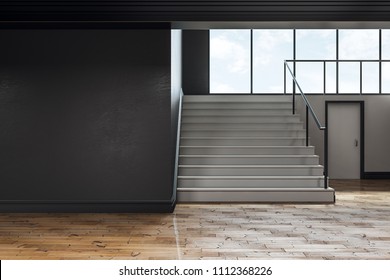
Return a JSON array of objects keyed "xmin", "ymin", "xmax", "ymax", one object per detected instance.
[
  {"xmin": 210, "ymin": 28, "xmax": 388, "ymax": 94},
  {"xmin": 209, "ymin": 30, "xmax": 251, "ymax": 93}
]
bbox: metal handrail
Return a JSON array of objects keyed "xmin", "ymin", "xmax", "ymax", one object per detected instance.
[
  {"xmin": 284, "ymin": 61, "xmax": 325, "ymax": 130},
  {"xmin": 172, "ymin": 89, "xmax": 184, "ymax": 205},
  {"xmin": 284, "ymin": 60, "xmax": 328, "ymax": 189}
]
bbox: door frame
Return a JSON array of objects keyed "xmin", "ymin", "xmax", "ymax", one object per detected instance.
[{"xmin": 325, "ymin": 101, "xmax": 365, "ymax": 179}]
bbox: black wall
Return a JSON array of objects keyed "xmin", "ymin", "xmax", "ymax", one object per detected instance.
[
  {"xmin": 182, "ymin": 30, "xmax": 209, "ymax": 95},
  {"xmin": 1, "ymin": 1, "xmax": 390, "ymax": 21},
  {"xmin": 0, "ymin": 27, "xmax": 175, "ymax": 212}
]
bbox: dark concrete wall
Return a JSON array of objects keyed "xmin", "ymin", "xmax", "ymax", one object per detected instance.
[
  {"xmin": 182, "ymin": 30, "xmax": 209, "ymax": 95},
  {"xmin": 0, "ymin": 28, "xmax": 174, "ymax": 212}
]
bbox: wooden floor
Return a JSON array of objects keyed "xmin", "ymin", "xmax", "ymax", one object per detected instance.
[{"xmin": 0, "ymin": 180, "xmax": 390, "ymax": 260}]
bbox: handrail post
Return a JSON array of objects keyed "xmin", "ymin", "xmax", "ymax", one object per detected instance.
[
  {"xmin": 306, "ymin": 106, "xmax": 309, "ymax": 146},
  {"xmin": 292, "ymin": 65, "xmax": 295, "ymax": 114},
  {"xmin": 292, "ymin": 88, "xmax": 295, "ymax": 114},
  {"xmin": 324, "ymin": 126, "xmax": 328, "ymax": 189}
]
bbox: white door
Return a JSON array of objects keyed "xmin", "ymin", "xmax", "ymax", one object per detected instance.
[{"xmin": 328, "ymin": 103, "xmax": 361, "ymax": 179}]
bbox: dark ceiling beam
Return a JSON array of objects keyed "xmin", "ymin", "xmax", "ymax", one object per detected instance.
[{"xmin": 1, "ymin": 1, "xmax": 390, "ymax": 22}]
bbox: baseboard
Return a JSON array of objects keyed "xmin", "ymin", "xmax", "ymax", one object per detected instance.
[
  {"xmin": 363, "ymin": 172, "xmax": 390, "ymax": 179},
  {"xmin": 0, "ymin": 200, "xmax": 176, "ymax": 213}
]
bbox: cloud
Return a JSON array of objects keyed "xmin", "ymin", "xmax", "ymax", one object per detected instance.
[
  {"xmin": 254, "ymin": 30, "xmax": 292, "ymax": 51},
  {"xmin": 296, "ymin": 29, "xmax": 335, "ymax": 40},
  {"xmin": 339, "ymin": 30, "xmax": 379, "ymax": 59},
  {"xmin": 210, "ymin": 81, "xmax": 237, "ymax": 93},
  {"xmin": 253, "ymin": 30, "xmax": 293, "ymax": 66},
  {"xmin": 210, "ymin": 31, "xmax": 249, "ymax": 74},
  {"xmin": 296, "ymin": 30, "xmax": 336, "ymax": 59}
]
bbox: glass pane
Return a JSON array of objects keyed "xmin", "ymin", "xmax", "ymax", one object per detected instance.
[
  {"xmin": 296, "ymin": 62, "xmax": 324, "ymax": 93},
  {"xmin": 325, "ymin": 62, "xmax": 337, "ymax": 94},
  {"xmin": 382, "ymin": 62, "xmax": 390, "ymax": 93},
  {"xmin": 339, "ymin": 62, "xmax": 360, "ymax": 93},
  {"xmin": 382, "ymin": 30, "xmax": 390, "ymax": 60},
  {"xmin": 362, "ymin": 62, "xmax": 379, "ymax": 94},
  {"xmin": 296, "ymin": 30, "xmax": 336, "ymax": 60},
  {"xmin": 210, "ymin": 30, "xmax": 250, "ymax": 93},
  {"xmin": 253, "ymin": 30, "xmax": 293, "ymax": 93},
  {"xmin": 339, "ymin": 30, "xmax": 379, "ymax": 60}
]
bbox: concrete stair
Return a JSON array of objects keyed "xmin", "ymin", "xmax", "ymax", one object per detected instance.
[
  {"xmin": 177, "ymin": 95, "xmax": 335, "ymax": 203},
  {"xmin": 179, "ymin": 165, "xmax": 324, "ymax": 176}
]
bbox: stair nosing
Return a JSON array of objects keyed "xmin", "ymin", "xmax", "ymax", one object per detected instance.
[
  {"xmin": 180, "ymin": 145, "xmax": 314, "ymax": 148},
  {"xmin": 183, "ymin": 114, "xmax": 298, "ymax": 116},
  {"xmin": 182, "ymin": 121, "xmax": 303, "ymax": 123},
  {"xmin": 183, "ymin": 107, "xmax": 291, "ymax": 109},
  {"xmin": 179, "ymin": 155, "xmax": 319, "ymax": 158},
  {"xmin": 183, "ymin": 101, "xmax": 291, "ymax": 103},
  {"xmin": 178, "ymin": 165, "xmax": 323, "ymax": 168},
  {"xmin": 180, "ymin": 137, "xmax": 306, "ymax": 139},
  {"xmin": 178, "ymin": 175, "xmax": 325, "ymax": 179},
  {"xmin": 181, "ymin": 128, "xmax": 306, "ymax": 131},
  {"xmin": 177, "ymin": 187, "xmax": 333, "ymax": 192}
]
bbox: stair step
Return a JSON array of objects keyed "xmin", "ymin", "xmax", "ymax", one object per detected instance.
[
  {"xmin": 180, "ymin": 137, "xmax": 306, "ymax": 146},
  {"xmin": 183, "ymin": 102, "xmax": 292, "ymax": 110},
  {"xmin": 177, "ymin": 95, "xmax": 333, "ymax": 203},
  {"xmin": 179, "ymin": 146, "xmax": 315, "ymax": 155},
  {"xmin": 182, "ymin": 109, "xmax": 293, "ymax": 116},
  {"xmin": 177, "ymin": 187, "xmax": 335, "ymax": 203},
  {"xmin": 178, "ymin": 165, "xmax": 323, "ymax": 176},
  {"xmin": 182, "ymin": 115, "xmax": 301, "ymax": 123},
  {"xmin": 183, "ymin": 95, "xmax": 291, "ymax": 102},
  {"xmin": 181, "ymin": 129, "xmax": 306, "ymax": 137},
  {"xmin": 179, "ymin": 155, "xmax": 319, "ymax": 165},
  {"xmin": 181, "ymin": 123, "xmax": 303, "ymax": 130},
  {"xmin": 178, "ymin": 176, "xmax": 325, "ymax": 188}
]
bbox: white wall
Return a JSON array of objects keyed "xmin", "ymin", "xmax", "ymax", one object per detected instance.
[
  {"xmin": 171, "ymin": 29, "xmax": 182, "ymax": 130},
  {"xmin": 296, "ymin": 95, "xmax": 390, "ymax": 173},
  {"xmin": 171, "ymin": 29, "xmax": 182, "ymax": 99},
  {"xmin": 171, "ymin": 29, "xmax": 182, "ymax": 171}
]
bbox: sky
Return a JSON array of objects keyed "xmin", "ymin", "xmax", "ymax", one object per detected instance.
[
  {"xmin": 210, "ymin": 29, "xmax": 390, "ymax": 94},
  {"xmin": 210, "ymin": 30, "xmax": 251, "ymax": 93}
]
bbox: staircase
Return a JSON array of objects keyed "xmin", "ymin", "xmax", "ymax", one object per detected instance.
[{"xmin": 177, "ymin": 95, "xmax": 335, "ymax": 203}]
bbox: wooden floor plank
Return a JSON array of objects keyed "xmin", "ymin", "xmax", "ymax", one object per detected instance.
[{"xmin": 0, "ymin": 180, "xmax": 390, "ymax": 259}]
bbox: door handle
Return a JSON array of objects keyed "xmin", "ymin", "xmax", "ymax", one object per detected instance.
[{"xmin": 355, "ymin": 139, "xmax": 359, "ymax": 147}]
